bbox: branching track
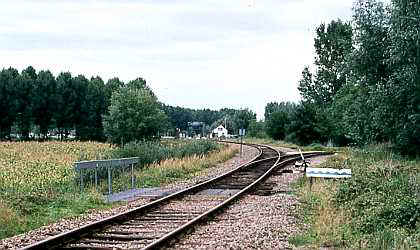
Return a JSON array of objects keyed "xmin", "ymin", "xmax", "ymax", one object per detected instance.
[{"xmin": 22, "ymin": 142, "xmax": 329, "ymax": 250}]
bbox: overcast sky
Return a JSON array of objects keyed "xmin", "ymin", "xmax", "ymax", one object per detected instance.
[{"xmin": 0, "ymin": 0, "xmax": 354, "ymax": 119}]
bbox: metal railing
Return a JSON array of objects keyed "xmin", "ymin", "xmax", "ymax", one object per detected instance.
[{"xmin": 74, "ymin": 157, "xmax": 139, "ymax": 195}]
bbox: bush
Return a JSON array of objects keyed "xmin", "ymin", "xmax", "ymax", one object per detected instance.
[
  {"xmin": 109, "ymin": 140, "xmax": 220, "ymax": 167},
  {"xmin": 334, "ymin": 145, "xmax": 419, "ymax": 236}
]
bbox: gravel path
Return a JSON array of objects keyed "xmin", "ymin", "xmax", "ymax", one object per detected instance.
[{"xmin": 0, "ymin": 144, "xmax": 259, "ymax": 249}]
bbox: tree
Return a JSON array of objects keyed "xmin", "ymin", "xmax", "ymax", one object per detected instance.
[
  {"xmin": 233, "ymin": 109, "xmax": 256, "ymax": 131},
  {"xmin": 54, "ymin": 72, "xmax": 74, "ymax": 140},
  {"xmin": 287, "ymin": 103, "xmax": 325, "ymax": 145},
  {"xmin": 247, "ymin": 119, "xmax": 266, "ymax": 138},
  {"xmin": 341, "ymin": 0, "xmax": 395, "ymax": 144},
  {"xmin": 33, "ymin": 70, "xmax": 56, "ymax": 139},
  {"xmin": 265, "ymin": 111, "xmax": 289, "ymax": 140},
  {"xmin": 388, "ymin": 0, "xmax": 420, "ymax": 155},
  {"xmin": 0, "ymin": 67, "xmax": 19, "ymax": 140},
  {"xmin": 78, "ymin": 76, "xmax": 106, "ymax": 141},
  {"xmin": 297, "ymin": 19, "xmax": 353, "ymax": 145},
  {"xmin": 105, "ymin": 77, "xmax": 124, "ymax": 111},
  {"xmin": 104, "ymin": 86, "xmax": 168, "ymax": 144},
  {"xmin": 264, "ymin": 102, "xmax": 297, "ymax": 141},
  {"xmin": 71, "ymin": 75, "xmax": 89, "ymax": 139},
  {"xmin": 298, "ymin": 20, "xmax": 353, "ymax": 107},
  {"xmin": 16, "ymin": 66, "xmax": 36, "ymax": 140}
]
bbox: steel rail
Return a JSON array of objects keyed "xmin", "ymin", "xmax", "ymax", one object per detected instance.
[
  {"xmin": 22, "ymin": 142, "xmax": 265, "ymax": 250},
  {"xmin": 143, "ymin": 144, "xmax": 283, "ymax": 249},
  {"xmin": 22, "ymin": 142, "xmax": 331, "ymax": 250}
]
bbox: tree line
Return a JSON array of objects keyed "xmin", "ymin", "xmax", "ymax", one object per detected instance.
[
  {"xmin": 263, "ymin": 0, "xmax": 419, "ymax": 156},
  {"xmin": 162, "ymin": 105, "xmax": 256, "ymax": 136},
  {"xmin": 0, "ymin": 66, "xmax": 112, "ymax": 141},
  {"xmin": 0, "ymin": 66, "xmax": 256, "ymax": 142}
]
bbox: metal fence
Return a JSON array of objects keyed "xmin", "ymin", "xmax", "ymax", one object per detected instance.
[{"xmin": 74, "ymin": 157, "xmax": 139, "ymax": 195}]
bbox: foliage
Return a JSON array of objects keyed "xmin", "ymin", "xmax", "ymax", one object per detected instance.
[
  {"xmin": 286, "ymin": 103, "xmax": 328, "ymax": 145},
  {"xmin": 264, "ymin": 102, "xmax": 297, "ymax": 141},
  {"xmin": 116, "ymin": 141, "xmax": 234, "ymax": 187},
  {"xmin": 291, "ymin": 0, "xmax": 420, "ymax": 155},
  {"xmin": 292, "ymin": 145, "xmax": 419, "ymax": 248},
  {"xmin": 135, "ymin": 145, "xmax": 237, "ymax": 187},
  {"xmin": 246, "ymin": 119, "xmax": 267, "ymax": 138},
  {"xmin": 265, "ymin": 111, "xmax": 288, "ymax": 140},
  {"xmin": 298, "ymin": 19, "xmax": 353, "ymax": 107},
  {"xmin": 103, "ymin": 86, "xmax": 168, "ymax": 144},
  {"xmin": 109, "ymin": 140, "xmax": 220, "ymax": 167},
  {"xmin": 334, "ymin": 145, "xmax": 419, "ymax": 233},
  {"xmin": 0, "ymin": 68, "xmax": 19, "ymax": 140},
  {"xmin": 33, "ymin": 70, "xmax": 56, "ymax": 138},
  {"xmin": 162, "ymin": 105, "xmax": 257, "ymax": 136}
]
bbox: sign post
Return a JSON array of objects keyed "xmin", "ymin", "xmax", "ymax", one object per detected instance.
[{"xmin": 239, "ymin": 128, "xmax": 245, "ymax": 157}]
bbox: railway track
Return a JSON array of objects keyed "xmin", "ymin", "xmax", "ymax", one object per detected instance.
[{"xmin": 22, "ymin": 142, "xmax": 329, "ymax": 250}]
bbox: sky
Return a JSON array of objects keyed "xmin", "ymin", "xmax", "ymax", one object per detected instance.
[{"xmin": 0, "ymin": 0, "xmax": 354, "ymax": 120}]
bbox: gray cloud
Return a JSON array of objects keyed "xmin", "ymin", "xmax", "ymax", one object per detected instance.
[{"xmin": 0, "ymin": 0, "xmax": 354, "ymax": 119}]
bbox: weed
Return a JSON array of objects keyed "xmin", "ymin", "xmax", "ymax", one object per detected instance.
[{"xmin": 291, "ymin": 144, "xmax": 420, "ymax": 249}]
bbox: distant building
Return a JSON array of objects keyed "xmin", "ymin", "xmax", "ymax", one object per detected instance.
[{"xmin": 212, "ymin": 125, "xmax": 228, "ymax": 138}]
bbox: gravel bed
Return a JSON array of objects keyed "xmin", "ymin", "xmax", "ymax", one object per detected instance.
[
  {"xmin": 168, "ymin": 154, "xmax": 331, "ymax": 250},
  {"xmin": 0, "ymin": 144, "xmax": 259, "ymax": 249}
]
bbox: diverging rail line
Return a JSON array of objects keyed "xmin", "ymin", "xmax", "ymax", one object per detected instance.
[{"xmin": 22, "ymin": 143, "xmax": 331, "ymax": 250}]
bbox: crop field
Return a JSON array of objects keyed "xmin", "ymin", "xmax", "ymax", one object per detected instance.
[
  {"xmin": 0, "ymin": 141, "xmax": 113, "ymax": 239},
  {"xmin": 0, "ymin": 141, "xmax": 112, "ymax": 195}
]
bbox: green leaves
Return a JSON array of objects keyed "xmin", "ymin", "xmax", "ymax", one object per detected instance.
[{"xmin": 104, "ymin": 85, "xmax": 168, "ymax": 144}]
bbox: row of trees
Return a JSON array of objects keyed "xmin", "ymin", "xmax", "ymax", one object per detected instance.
[
  {"xmin": 162, "ymin": 105, "xmax": 256, "ymax": 136},
  {"xmin": 0, "ymin": 66, "xmax": 256, "ymax": 142},
  {"xmin": 0, "ymin": 66, "xmax": 166, "ymax": 141},
  {"xmin": 264, "ymin": 0, "xmax": 419, "ymax": 155}
]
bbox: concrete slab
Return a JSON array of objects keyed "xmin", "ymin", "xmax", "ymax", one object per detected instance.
[
  {"xmin": 195, "ymin": 188, "xmax": 241, "ymax": 196},
  {"xmin": 105, "ymin": 188, "xmax": 179, "ymax": 203}
]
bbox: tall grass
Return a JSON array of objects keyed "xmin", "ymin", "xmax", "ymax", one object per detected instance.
[
  {"xmin": 290, "ymin": 144, "xmax": 419, "ymax": 249},
  {"xmin": 109, "ymin": 140, "xmax": 219, "ymax": 165},
  {"xmin": 134, "ymin": 145, "xmax": 238, "ymax": 187}
]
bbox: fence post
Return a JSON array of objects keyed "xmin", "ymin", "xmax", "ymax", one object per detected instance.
[
  {"xmin": 131, "ymin": 163, "xmax": 135, "ymax": 189},
  {"xmin": 80, "ymin": 168, "xmax": 84, "ymax": 193},
  {"xmin": 121, "ymin": 159, "xmax": 125, "ymax": 190},
  {"xmin": 95, "ymin": 163, "xmax": 98, "ymax": 190},
  {"xmin": 108, "ymin": 163, "xmax": 112, "ymax": 195}
]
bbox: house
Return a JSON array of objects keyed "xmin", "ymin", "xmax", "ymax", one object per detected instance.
[{"xmin": 212, "ymin": 125, "xmax": 228, "ymax": 138}]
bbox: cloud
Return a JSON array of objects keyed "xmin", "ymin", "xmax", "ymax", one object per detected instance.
[{"xmin": 0, "ymin": 0, "xmax": 354, "ymax": 119}]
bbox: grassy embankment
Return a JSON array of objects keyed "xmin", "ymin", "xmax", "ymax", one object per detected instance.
[
  {"xmin": 289, "ymin": 144, "xmax": 419, "ymax": 249},
  {"xmin": 0, "ymin": 140, "xmax": 237, "ymax": 240}
]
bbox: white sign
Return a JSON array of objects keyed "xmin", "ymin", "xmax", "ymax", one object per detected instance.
[
  {"xmin": 306, "ymin": 167, "xmax": 351, "ymax": 178},
  {"xmin": 239, "ymin": 128, "xmax": 246, "ymax": 136}
]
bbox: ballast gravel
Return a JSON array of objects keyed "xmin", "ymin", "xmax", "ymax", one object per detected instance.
[
  {"xmin": 168, "ymin": 163, "xmax": 308, "ymax": 250},
  {"xmin": 0, "ymin": 144, "xmax": 258, "ymax": 249},
  {"xmin": 0, "ymin": 145, "xmax": 331, "ymax": 250}
]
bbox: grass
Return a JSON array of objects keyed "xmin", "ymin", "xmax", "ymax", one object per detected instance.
[
  {"xmin": 290, "ymin": 144, "xmax": 420, "ymax": 249},
  {"xmin": 134, "ymin": 144, "xmax": 238, "ymax": 187},
  {"xmin": 0, "ymin": 139, "xmax": 237, "ymax": 240}
]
